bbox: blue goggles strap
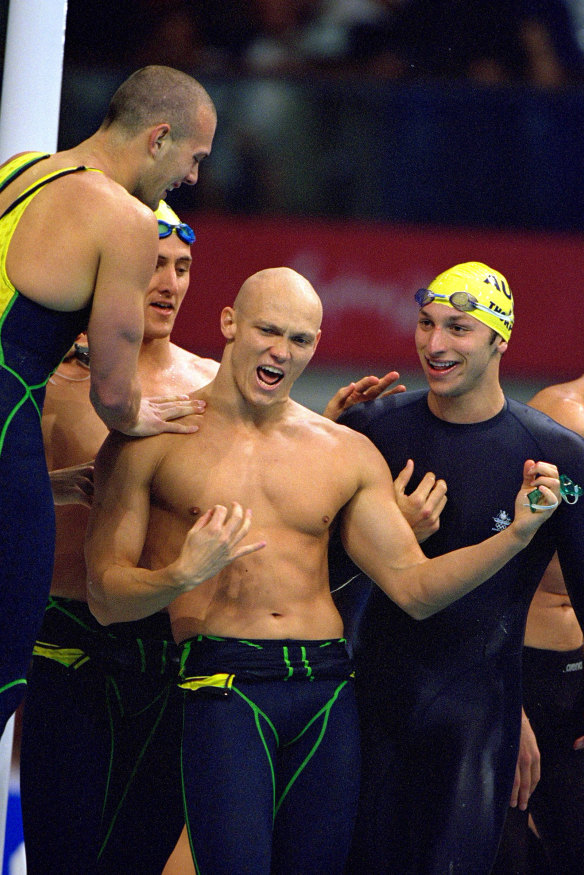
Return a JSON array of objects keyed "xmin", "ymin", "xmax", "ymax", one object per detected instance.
[{"xmin": 157, "ymin": 219, "xmax": 196, "ymax": 245}]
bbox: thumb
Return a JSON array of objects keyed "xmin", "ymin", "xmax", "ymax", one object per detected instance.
[
  {"xmin": 522, "ymin": 458, "xmax": 537, "ymax": 487},
  {"xmin": 394, "ymin": 459, "xmax": 414, "ymax": 496}
]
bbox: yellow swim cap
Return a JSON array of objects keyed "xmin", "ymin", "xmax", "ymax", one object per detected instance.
[
  {"xmin": 421, "ymin": 261, "xmax": 514, "ymax": 342},
  {"xmin": 154, "ymin": 200, "xmax": 195, "ymax": 244},
  {"xmin": 155, "ymin": 199, "xmax": 182, "ymax": 227}
]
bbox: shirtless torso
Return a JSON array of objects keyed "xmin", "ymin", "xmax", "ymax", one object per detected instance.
[
  {"xmin": 493, "ymin": 374, "xmax": 584, "ymax": 875},
  {"xmin": 85, "ymin": 266, "xmax": 560, "ymax": 875},
  {"xmin": 526, "ymin": 376, "xmax": 584, "ymax": 652},
  {"xmin": 137, "ymin": 400, "xmax": 364, "ymax": 643},
  {"xmin": 20, "ymin": 219, "xmax": 219, "ymax": 875},
  {"xmin": 47, "ymin": 343, "xmax": 218, "ymax": 600}
]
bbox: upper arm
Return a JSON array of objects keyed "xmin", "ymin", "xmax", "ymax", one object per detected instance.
[
  {"xmin": 87, "ymin": 200, "xmax": 158, "ymax": 404},
  {"xmin": 340, "ymin": 435, "xmax": 425, "ymax": 592},
  {"xmin": 85, "ymin": 432, "xmax": 158, "ymax": 580}
]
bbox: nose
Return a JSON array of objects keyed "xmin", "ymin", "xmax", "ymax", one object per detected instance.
[
  {"xmin": 158, "ymin": 265, "xmax": 179, "ymax": 294},
  {"xmin": 184, "ymin": 165, "xmax": 199, "ymax": 186},
  {"xmin": 425, "ymin": 326, "xmax": 447, "ymax": 355},
  {"xmin": 269, "ymin": 338, "xmax": 290, "ymax": 363}
]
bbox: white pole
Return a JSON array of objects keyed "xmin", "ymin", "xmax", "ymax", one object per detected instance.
[
  {"xmin": 0, "ymin": 715, "xmax": 15, "ymax": 867},
  {"xmin": 0, "ymin": 1, "xmax": 68, "ymax": 866},
  {"xmin": 0, "ymin": 0, "xmax": 68, "ymax": 160}
]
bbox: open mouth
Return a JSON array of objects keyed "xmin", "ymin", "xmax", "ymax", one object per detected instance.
[
  {"xmin": 427, "ymin": 359, "xmax": 457, "ymax": 372},
  {"xmin": 151, "ymin": 301, "xmax": 174, "ymax": 313},
  {"xmin": 257, "ymin": 365, "xmax": 284, "ymax": 387}
]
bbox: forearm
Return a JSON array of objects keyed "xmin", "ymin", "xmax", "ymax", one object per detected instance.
[
  {"xmin": 87, "ymin": 563, "xmax": 184, "ymax": 625},
  {"xmin": 378, "ymin": 524, "xmax": 528, "ymax": 619}
]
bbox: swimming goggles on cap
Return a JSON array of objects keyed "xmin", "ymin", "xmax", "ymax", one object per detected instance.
[
  {"xmin": 415, "ymin": 288, "xmax": 513, "ymax": 324},
  {"xmin": 157, "ymin": 219, "xmax": 196, "ymax": 245}
]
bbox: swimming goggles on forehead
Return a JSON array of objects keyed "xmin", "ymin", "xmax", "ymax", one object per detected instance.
[
  {"xmin": 415, "ymin": 288, "xmax": 513, "ymax": 324},
  {"xmin": 157, "ymin": 219, "xmax": 196, "ymax": 245}
]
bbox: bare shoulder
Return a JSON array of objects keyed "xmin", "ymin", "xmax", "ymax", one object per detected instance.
[
  {"xmin": 529, "ymin": 376, "xmax": 584, "ymax": 436},
  {"xmin": 67, "ymin": 175, "xmax": 155, "ymax": 241},
  {"xmin": 191, "ymin": 354, "xmax": 220, "ymax": 385},
  {"xmin": 171, "ymin": 344, "xmax": 219, "ymax": 390},
  {"xmin": 287, "ymin": 403, "xmax": 390, "ymax": 466},
  {"xmin": 10, "ymin": 160, "xmax": 156, "ymax": 255},
  {"xmin": 96, "ymin": 427, "xmax": 176, "ymax": 481}
]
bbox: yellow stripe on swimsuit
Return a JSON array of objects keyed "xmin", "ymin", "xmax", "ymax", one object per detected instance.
[
  {"xmin": 33, "ymin": 642, "xmax": 90, "ymax": 669},
  {"xmin": 178, "ymin": 672, "xmax": 235, "ymax": 693}
]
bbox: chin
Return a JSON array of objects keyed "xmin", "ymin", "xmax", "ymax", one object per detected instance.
[{"xmin": 145, "ymin": 322, "xmax": 173, "ymax": 339}]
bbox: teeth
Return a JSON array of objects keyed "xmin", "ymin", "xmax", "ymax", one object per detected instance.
[
  {"xmin": 260, "ymin": 366, "xmax": 283, "ymax": 376},
  {"xmin": 430, "ymin": 361, "xmax": 455, "ymax": 369}
]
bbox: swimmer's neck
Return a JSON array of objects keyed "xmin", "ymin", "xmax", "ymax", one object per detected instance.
[{"xmin": 426, "ymin": 386, "xmax": 505, "ymax": 424}]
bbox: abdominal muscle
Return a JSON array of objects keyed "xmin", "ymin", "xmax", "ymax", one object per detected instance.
[
  {"xmin": 524, "ymin": 555, "xmax": 583, "ymax": 652},
  {"xmin": 167, "ymin": 546, "xmax": 345, "ymax": 644}
]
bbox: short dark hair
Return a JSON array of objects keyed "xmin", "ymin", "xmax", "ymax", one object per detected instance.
[{"xmin": 100, "ymin": 65, "xmax": 215, "ymax": 140}]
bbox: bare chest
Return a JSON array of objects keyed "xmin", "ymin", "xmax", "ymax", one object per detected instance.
[{"xmin": 151, "ymin": 426, "xmax": 351, "ymax": 537}]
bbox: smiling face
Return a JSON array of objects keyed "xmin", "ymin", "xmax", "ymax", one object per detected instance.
[
  {"xmin": 415, "ymin": 301, "xmax": 507, "ymax": 420},
  {"xmin": 221, "ymin": 268, "xmax": 322, "ymax": 410},
  {"xmin": 144, "ymin": 233, "xmax": 192, "ymax": 340},
  {"xmin": 135, "ymin": 102, "xmax": 217, "ymax": 208}
]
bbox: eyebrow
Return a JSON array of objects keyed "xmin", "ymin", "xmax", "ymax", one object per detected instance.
[
  {"xmin": 258, "ymin": 321, "xmax": 316, "ymax": 340},
  {"xmin": 157, "ymin": 254, "xmax": 192, "ymax": 265},
  {"xmin": 419, "ymin": 307, "xmax": 471, "ymax": 324}
]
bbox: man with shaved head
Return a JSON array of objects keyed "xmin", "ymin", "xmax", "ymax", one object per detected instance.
[{"xmin": 85, "ymin": 266, "xmax": 560, "ymax": 874}]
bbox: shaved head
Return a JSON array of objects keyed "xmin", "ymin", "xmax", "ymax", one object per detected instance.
[
  {"xmin": 100, "ymin": 65, "xmax": 216, "ymax": 141},
  {"xmin": 233, "ymin": 267, "xmax": 323, "ymax": 331},
  {"xmin": 218, "ymin": 267, "xmax": 323, "ymax": 407}
]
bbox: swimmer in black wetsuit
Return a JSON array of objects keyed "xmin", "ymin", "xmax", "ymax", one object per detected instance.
[
  {"xmin": 333, "ymin": 261, "xmax": 584, "ymax": 874},
  {"xmin": 0, "ymin": 66, "xmax": 216, "ymax": 733}
]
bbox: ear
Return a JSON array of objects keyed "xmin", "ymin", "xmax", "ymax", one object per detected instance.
[
  {"xmin": 313, "ymin": 328, "xmax": 322, "ymax": 352},
  {"xmin": 496, "ymin": 337, "xmax": 508, "ymax": 356},
  {"xmin": 148, "ymin": 124, "xmax": 171, "ymax": 156},
  {"xmin": 220, "ymin": 307, "xmax": 236, "ymax": 341}
]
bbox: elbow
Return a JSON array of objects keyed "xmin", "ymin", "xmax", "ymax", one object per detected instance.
[
  {"xmin": 87, "ymin": 601, "xmax": 114, "ymax": 626},
  {"xmin": 87, "ymin": 599, "xmax": 115, "ymax": 627},
  {"xmin": 390, "ymin": 591, "xmax": 435, "ymax": 621},
  {"xmin": 87, "ymin": 580, "xmax": 116, "ymax": 626},
  {"xmin": 89, "ymin": 381, "xmax": 137, "ymax": 431}
]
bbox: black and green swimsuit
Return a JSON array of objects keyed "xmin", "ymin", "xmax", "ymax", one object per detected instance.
[
  {"xmin": 0, "ymin": 153, "xmax": 92, "ymax": 732},
  {"xmin": 178, "ymin": 634, "xmax": 360, "ymax": 874}
]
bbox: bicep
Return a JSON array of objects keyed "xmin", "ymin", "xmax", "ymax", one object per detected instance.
[
  {"xmin": 87, "ymin": 217, "xmax": 158, "ymax": 387},
  {"xmin": 85, "ymin": 437, "xmax": 154, "ymax": 574},
  {"xmin": 340, "ymin": 445, "xmax": 425, "ymax": 583}
]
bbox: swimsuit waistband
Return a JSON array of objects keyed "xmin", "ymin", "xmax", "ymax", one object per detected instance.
[
  {"xmin": 35, "ymin": 596, "xmax": 179, "ymax": 674},
  {"xmin": 523, "ymin": 644, "xmax": 584, "ymax": 676},
  {"xmin": 179, "ymin": 635, "xmax": 353, "ymax": 686}
]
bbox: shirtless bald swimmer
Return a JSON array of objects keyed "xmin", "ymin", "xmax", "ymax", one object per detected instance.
[{"xmin": 85, "ymin": 266, "xmax": 561, "ymax": 874}]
